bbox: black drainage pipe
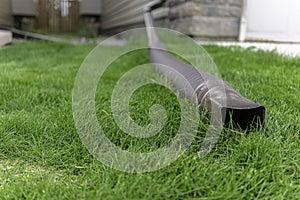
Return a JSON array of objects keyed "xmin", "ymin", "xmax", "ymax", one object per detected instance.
[
  {"xmin": 143, "ymin": 0, "xmax": 265, "ymax": 130},
  {"xmin": 0, "ymin": 26, "xmax": 64, "ymax": 42}
]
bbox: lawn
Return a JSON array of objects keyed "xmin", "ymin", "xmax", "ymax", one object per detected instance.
[{"xmin": 0, "ymin": 41, "xmax": 299, "ymax": 199}]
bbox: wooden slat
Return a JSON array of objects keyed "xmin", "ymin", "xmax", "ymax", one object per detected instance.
[{"xmin": 39, "ymin": 0, "xmax": 79, "ymax": 32}]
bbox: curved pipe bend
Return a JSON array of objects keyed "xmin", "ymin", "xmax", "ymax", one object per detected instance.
[{"xmin": 143, "ymin": 0, "xmax": 265, "ymax": 130}]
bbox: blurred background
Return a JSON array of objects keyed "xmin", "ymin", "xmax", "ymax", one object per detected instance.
[{"xmin": 0, "ymin": 0, "xmax": 300, "ymax": 42}]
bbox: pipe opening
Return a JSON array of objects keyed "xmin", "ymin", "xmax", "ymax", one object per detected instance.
[{"xmin": 222, "ymin": 106, "xmax": 265, "ymax": 130}]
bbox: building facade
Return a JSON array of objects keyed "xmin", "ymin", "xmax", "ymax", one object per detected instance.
[
  {"xmin": 101, "ymin": 0, "xmax": 300, "ymax": 42},
  {"xmin": 0, "ymin": 0, "xmax": 13, "ymax": 27},
  {"xmin": 1, "ymin": 0, "xmax": 300, "ymax": 42},
  {"xmin": 0, "ymin": 0, "xmax": 102, "ymax": 32},
  {"xmin": 101, "ymin": 0, "xmax": 243, "ymax": 40}
]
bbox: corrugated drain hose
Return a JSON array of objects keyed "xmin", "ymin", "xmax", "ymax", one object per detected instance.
[{"xmin": 143, "ymin": 0, "xmax": 265, "ymax": 130}]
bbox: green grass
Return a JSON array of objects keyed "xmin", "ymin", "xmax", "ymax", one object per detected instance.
[{"xmin": 0, "ymin": 41, "xmax": 299, "ymax": 199}]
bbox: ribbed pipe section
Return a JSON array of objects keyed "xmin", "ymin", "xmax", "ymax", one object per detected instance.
[{"xmin": 144, "ymin": 0, "xmax": 265, "ymax": 129}]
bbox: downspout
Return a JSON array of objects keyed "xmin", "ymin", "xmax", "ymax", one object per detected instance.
[
  {"xmin": 239, "ymin": 0, "xmax": 248, "ymax": 42},
  {"xmin": 143, "ymin": 0, "xmax": 265, "ymax": 130}
]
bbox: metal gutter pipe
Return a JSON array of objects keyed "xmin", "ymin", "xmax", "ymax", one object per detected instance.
[{"xmin": 239, "ymin": 0, "xmax": 248, "ymax": 42}]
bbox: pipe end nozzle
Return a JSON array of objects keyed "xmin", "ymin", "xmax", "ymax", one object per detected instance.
[{"xmin": 222, "ymin": 106, "xmax": 266, "ymax": 130}]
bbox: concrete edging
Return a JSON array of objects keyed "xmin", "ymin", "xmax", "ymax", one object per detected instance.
[{"xmin": 0, "ymin": 30, "xmax": 12, "ymax": 47}]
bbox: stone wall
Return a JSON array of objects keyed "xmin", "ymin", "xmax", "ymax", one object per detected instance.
[{"xmin": 167, "ymin": 0, "xmax": 243, "ymax": 39}]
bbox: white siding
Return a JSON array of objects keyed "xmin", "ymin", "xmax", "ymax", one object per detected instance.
[
  {"xmin": 12, "ymin": 0, "xmax": 38, "ymax": 16},
  {"xmin": 80, "ymin": 0, "xmax": 102, "ymax": 15},
  {"xmin": 246, "ymin": 0, "xmax": 300, "ymax": 42},
  {"xmin": 0, "ymin": 0, "xmax": 13, "ymax": 26},
  {"xmin": 102, "ymin": 0, "xmax": 150, "ymax": 29}
]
